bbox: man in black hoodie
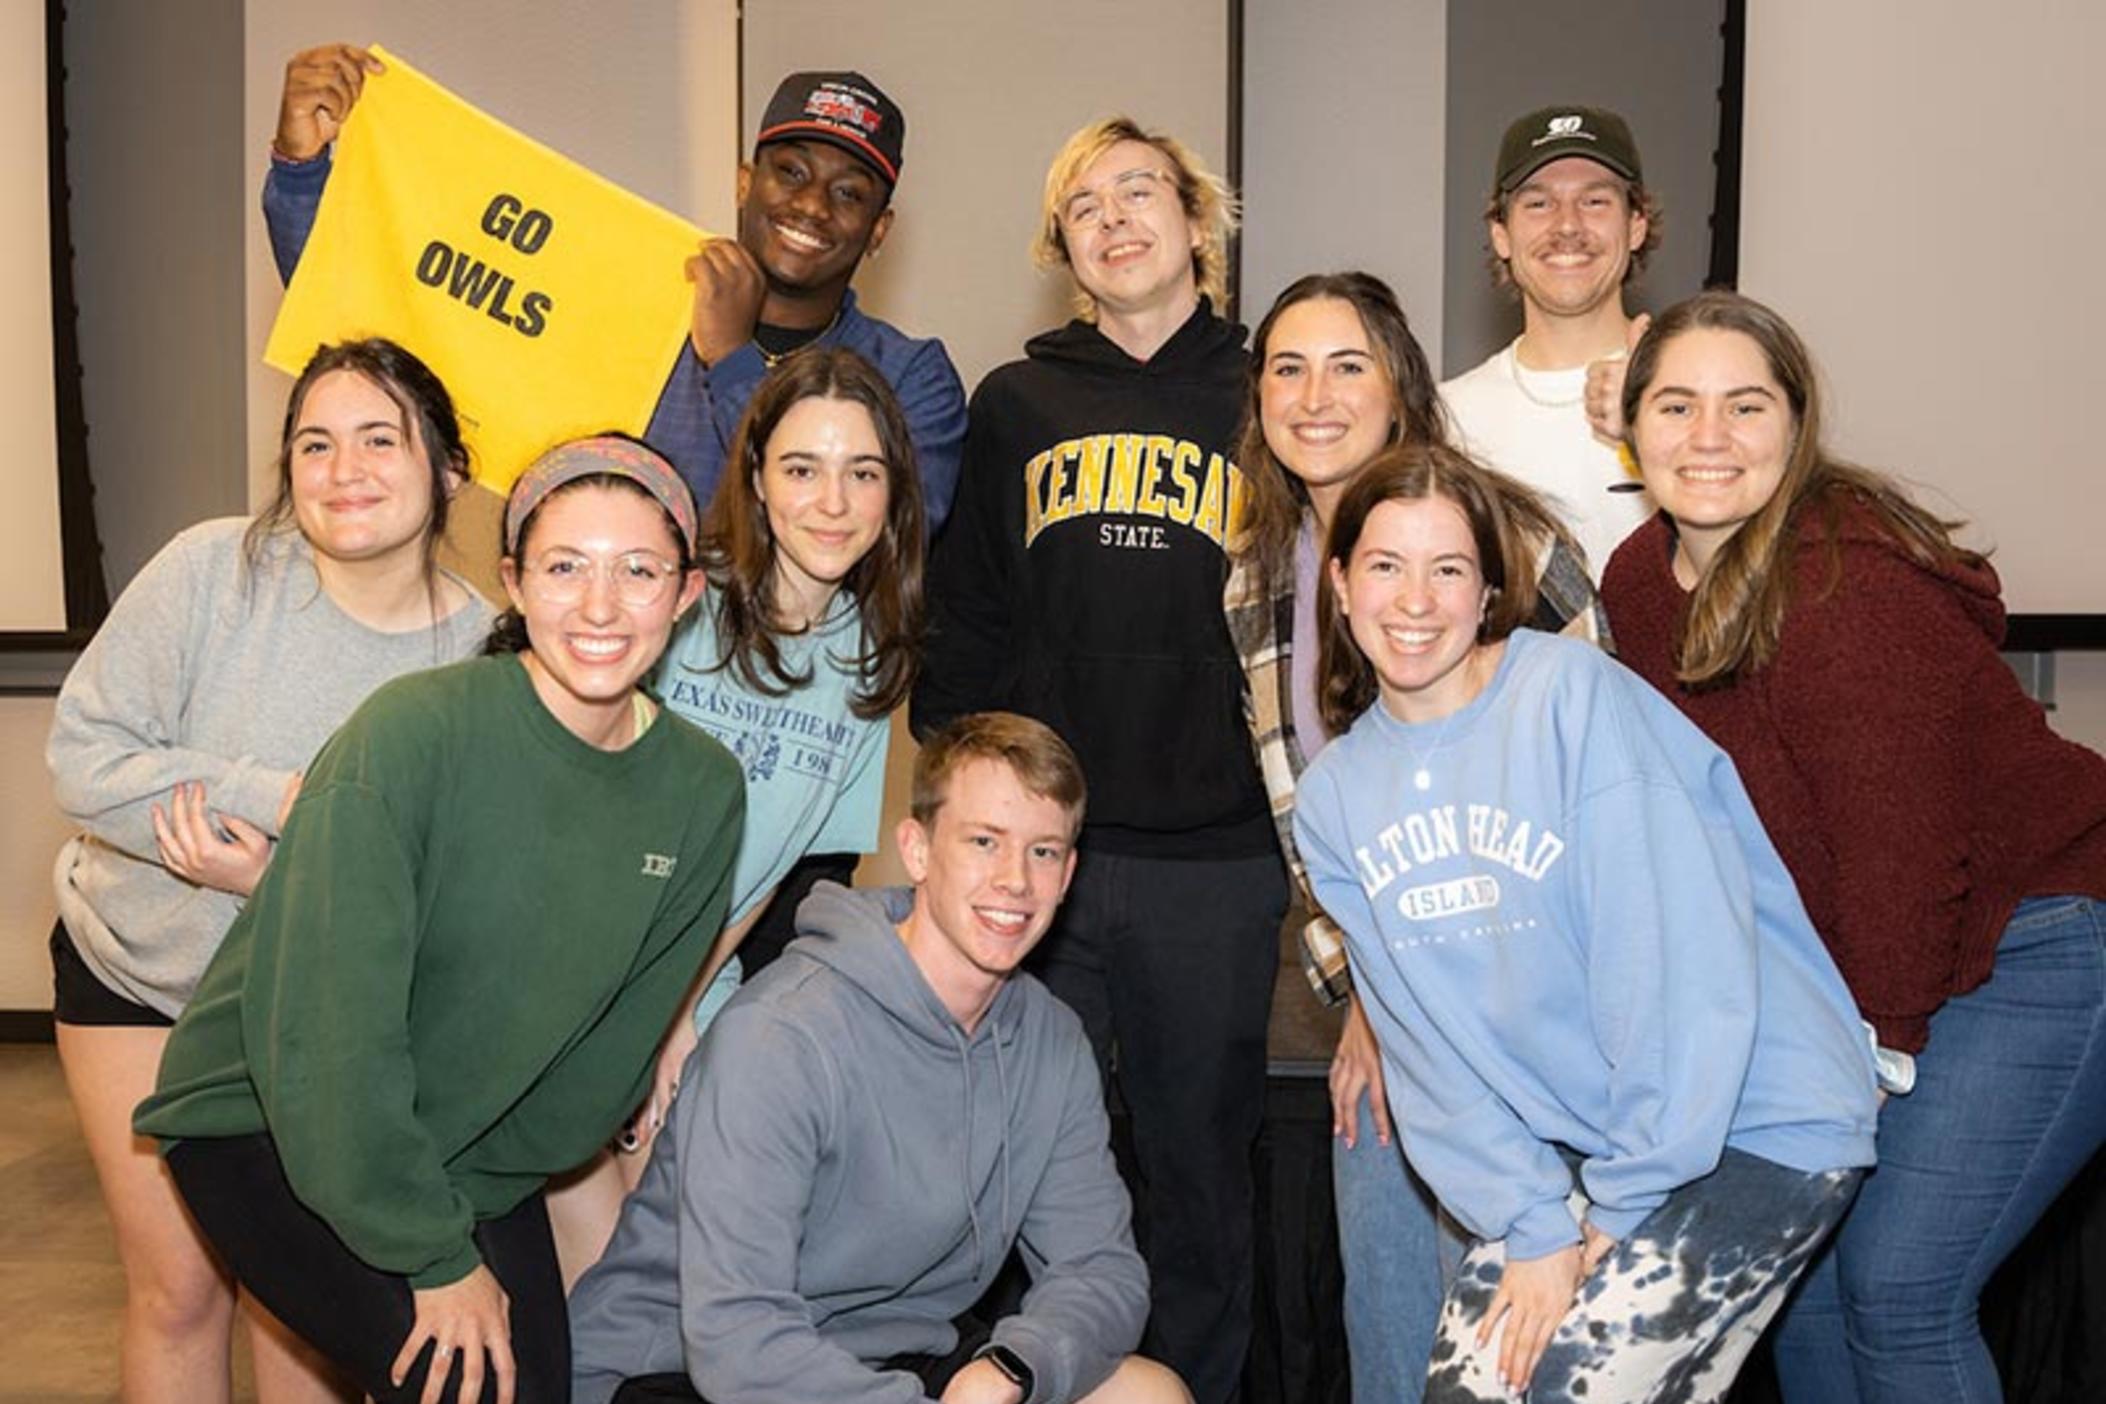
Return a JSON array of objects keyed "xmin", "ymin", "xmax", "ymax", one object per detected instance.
[{"xmin": 914, "ymin": 118, "xmax": 1287, "ymax": 1404}]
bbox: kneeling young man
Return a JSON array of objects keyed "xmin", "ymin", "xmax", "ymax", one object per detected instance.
[{"xmin": 570, "ymin": 713, "xmax": 1188, "ymax": 1404}]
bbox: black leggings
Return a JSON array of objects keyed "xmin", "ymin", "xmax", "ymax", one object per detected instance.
[{"xmin": 167, "ymin": 1134, "xmax": 567, "ymax": 1403}]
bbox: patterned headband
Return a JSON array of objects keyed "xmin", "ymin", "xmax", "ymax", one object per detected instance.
[{"xmin": 503, "ymin": 436, "xmax": 699, "ymax": 556}]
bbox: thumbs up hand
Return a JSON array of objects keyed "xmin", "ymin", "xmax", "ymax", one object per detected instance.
[{"xmin": 1585, "ymin": 312, "xmax": 1651, "ymax": 446}]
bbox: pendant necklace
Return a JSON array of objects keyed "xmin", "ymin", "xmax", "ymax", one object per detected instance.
[
  {"xmin": 1404, "ymin": 708, "xmax": 1460, "ymax": 792},
  {"xmin": 758, "ymin": 306, "xmax": 844, "ymax": 368}
]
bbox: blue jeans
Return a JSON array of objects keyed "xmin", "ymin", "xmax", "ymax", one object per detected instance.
[
  {"xmin": 1333, "ymin": 1096, "xmax": 1456, "ymax": 1400},
  {"xmin": 1772, "ymin": 895, "xmax": 2106, "ymax": 1403}
]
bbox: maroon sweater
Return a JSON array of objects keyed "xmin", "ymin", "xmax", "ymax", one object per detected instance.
[{"xmin": 1603, "ymin": 507, "xmax": 2106, "ymax": 1052}]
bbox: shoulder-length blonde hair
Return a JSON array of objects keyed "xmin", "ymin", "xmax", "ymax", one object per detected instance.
[
  {"xmin": 1313, "ymin": 443, "xmax": 1557, "ymax": 736},
  {"xmin": 1031, "ymin": 116, "xmax": 1238, "ymax": 321},
  {"xmin": 1620, "ymin": 290, "xmax": 1980, "ymax": 687}
]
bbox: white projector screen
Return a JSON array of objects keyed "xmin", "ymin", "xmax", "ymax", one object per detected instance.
[
  {"xmin": 0, "ymin": 2, "xmax": 66, "ymax": 633},
  {"xmin": 1741, "ymin": 2, "xmax": 2102, "ymax": 621}
]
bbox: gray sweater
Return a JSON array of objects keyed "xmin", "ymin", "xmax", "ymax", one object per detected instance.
[
  {"xmin": 568, "ymin": 883, "xmax": 1148, "ymax": 1404},
  {"xmin": 48, "ymin": 518, "xmax": 489, "ymax": 1016}
]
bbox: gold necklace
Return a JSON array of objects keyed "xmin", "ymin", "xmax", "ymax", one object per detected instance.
[{"xmin": 758, "ymin": 306, "xmax": 845, "ymax": 368}]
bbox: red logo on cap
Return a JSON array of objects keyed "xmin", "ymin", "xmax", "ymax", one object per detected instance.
[{"xmin": 806, "ymin": 86, "xmax": 883, "ymax": 134}]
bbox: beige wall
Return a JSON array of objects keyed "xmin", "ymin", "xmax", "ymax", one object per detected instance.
[
  {"xmin": 1741, "ymin": 0, "xmax": 2104, "ymax": 616},
  {"xmin": 0, "ymin": 4, "xmax": 64, "ymax": 632}
]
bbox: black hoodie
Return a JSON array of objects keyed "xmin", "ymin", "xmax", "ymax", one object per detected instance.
[{"xmin": 915, "ymin": 301, "xmax": 1273, "ymax": 858}]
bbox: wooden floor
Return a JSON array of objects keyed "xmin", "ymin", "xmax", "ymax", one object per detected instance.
[{"xmin": 0, "ymin": 1043, "xmax": 258, "ymax": 1403}]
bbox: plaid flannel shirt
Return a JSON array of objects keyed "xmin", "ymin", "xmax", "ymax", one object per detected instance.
[{"xmin": 1224, "ymin": 524, "xmax": 1614, "ymax": 1006}]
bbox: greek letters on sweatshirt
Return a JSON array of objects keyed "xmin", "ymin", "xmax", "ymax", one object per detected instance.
[
  {"xmin": 914, "ymin": 300, "xmax": 1273, "ymax": 857},
  {"xmin": 136, "ymin": 656, "xmax": 744, "ymax": 1288},
  {"xmin": 1293, "ymin": 631, "xmax": 1877, "ymax": 1260}
]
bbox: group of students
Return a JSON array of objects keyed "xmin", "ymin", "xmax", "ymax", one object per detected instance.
[{"xmin": 42, "ymin": 44, "xmax": 2106, "ymax": 1404}]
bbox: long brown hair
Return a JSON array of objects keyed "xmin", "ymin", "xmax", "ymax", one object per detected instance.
[
  {"xmin": 1621, "ymin": 290, "xmax": 1981, "ymax": 687},
  {"xmin": 695, "ymin": 347, "xmax": 925, "ymax": 719},
  {"xmin": 1313, "ymin": 443, "xmax": 1558, "ymax": 736},
  {"xmin": 1232, "ymin": 273, "xmax": 1450, "ymax": 603}
]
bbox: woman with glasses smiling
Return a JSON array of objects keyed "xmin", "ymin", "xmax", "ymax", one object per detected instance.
[{"xmin": 135, "ymin": 435, "xmax": 745, "ymax": 1404}]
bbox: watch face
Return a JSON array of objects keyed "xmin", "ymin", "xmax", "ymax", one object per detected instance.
[{"xmin": 980, "ymin": 1343, "xmax": 1032, "ymax": 1389}]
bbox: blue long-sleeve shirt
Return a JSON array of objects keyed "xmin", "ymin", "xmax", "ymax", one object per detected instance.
[
  {"xmin": 262, "ymin": 154, "xmax": 966, "ymax": 531},
  {"xmin": 1294, "ymin": 630, "xmax": 1877, "ymax": 1260}
]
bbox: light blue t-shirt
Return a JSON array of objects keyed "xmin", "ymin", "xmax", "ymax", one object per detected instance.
[
  {"xmin": 1294, "ymin": 630, "xmax": 1877, "ymax": 1259},
  {"xmin": 657, "ymin": 594, "xmax": 890, "ymax": 929}
]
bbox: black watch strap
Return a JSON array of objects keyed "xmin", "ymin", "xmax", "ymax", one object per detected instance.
[{"xmin": 973, "ymin": 1342, "xmax": 1034, "ymax": 1398}]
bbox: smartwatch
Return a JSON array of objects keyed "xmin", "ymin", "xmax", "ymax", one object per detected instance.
[{"xmin": 973, "ymin": 1342, "xmax": 1035, "ymax": 1399}]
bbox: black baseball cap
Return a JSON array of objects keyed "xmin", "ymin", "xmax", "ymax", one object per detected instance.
[
  {"xmin": 1496, "ymin": 106, "xmax": 1643, "ymax": 193},
  {"xmin": 756, "ymin": 71, "xmax": 905, "ymax": 186}
]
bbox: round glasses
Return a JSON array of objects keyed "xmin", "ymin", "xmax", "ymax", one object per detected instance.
[
  {"xmin": 1058, "ymin": 168, "xmax": 1174, "ymax": 231},
  {"xmin": 524, "ymin": 549, "xmax": 681, "ymax": 608}
]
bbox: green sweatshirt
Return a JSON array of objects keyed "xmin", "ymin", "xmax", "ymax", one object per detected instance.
[{"xmin": 136, "ymin": 655, "xmax": 744, "ymax": 1288}]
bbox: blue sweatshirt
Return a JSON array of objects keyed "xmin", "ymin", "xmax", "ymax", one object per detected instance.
[
  {"xmin": 262, "ymin": 154, "xmax": 966, "ymax": 530},
  {"xmin": 1294, "ymin": 630, "xmax": 1877, "ymax": 1260}
]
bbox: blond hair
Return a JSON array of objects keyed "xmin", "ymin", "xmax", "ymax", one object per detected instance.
[{"xmin": 1031, "ymin": 116, "xmax": 1238, "ymax": 321}]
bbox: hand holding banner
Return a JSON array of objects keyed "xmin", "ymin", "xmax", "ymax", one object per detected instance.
[{"xmin": 266, "ymin": 46, "xmax": 706, "ymax": 491}]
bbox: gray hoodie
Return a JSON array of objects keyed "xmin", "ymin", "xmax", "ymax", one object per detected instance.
[{"xmin": 569, "ymin": 883, "xmax": 1147, "ymax": 1404}]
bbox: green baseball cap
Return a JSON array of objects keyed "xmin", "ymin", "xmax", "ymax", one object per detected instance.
[{"xmin": 1496, "ymin": 106, "xmax": 1643, "ymax": 192}]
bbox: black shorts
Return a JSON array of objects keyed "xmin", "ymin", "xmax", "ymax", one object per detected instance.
[
  {"xmin": 609, "ymin": 1315, "xmax": 993, "ymax": 1402},
  {"xmin": 50, "ymin": 919, "xmax": 173, "ymax": 1028}
]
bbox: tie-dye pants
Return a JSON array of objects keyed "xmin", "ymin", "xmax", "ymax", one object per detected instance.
[{"xmin": 1425, "ymin": 1148, "xmax": 1862, "ymax": 1403}]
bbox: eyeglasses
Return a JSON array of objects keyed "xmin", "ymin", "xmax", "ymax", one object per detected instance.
[
  {"xmin": 524, "ymin": 550, "xmax": 682, "ymax": 608},
  {"xmin": 1059, "ymin": 168, "xmax": 1176, "ymax": 230}
]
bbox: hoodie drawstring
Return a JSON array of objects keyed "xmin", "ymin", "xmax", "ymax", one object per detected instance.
[
  {"xmin": 956, "ymin": 1023, "xmax": 984, "ymax": 1275},
  {"xmin": 993, "ymin": 1018, "xmax": 1013, "ymax": 1272}
]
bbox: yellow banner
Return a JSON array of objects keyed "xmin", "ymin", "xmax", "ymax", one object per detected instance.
[{"xmin": 266, "ymin": 46, "xmax": 703, "ymax": 492}]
